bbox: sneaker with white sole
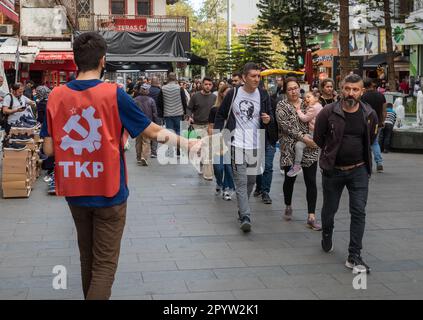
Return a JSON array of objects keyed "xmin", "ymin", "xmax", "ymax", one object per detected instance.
[
  {"xmin": 223, "ymin": 191, "xmax": 232, "ymax": 201},
  {"xmin": 287, "ymin": 164, "xmax": 302, "ymax": 177},
  {"xmin": 345, "ymin": 255, "xmax": 371, "ymax": 274}
]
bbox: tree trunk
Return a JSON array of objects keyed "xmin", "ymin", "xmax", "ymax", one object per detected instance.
[
  {"xmin": 299, "ymin": 1, "xmax": 307, "ymax": 62},
  {"xmin": 384, "ymin": 0, "xmax": 396, "ymax": 91},
  {"xmin": 339, "ymin": 0, "xmax": 351, "ymax": 81},
  {"xmin": 290, "ymin": 27, "xmax": 298, "ymax": 70}
]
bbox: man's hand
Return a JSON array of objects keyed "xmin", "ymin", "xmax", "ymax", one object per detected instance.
[
  {"xmin": 188, "ymin": 139, "xmax": 202, "ymax": 154},
  {"xmin": 261, "ymin": 113, "xmax": 271, "ymax": 124},
  {"xmin": 303, "ymin": 134, "xmax": 318, "ymax": 149}
]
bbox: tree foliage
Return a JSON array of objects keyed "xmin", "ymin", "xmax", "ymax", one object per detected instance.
[{"xmin": 257, "ymin": 0, "xmax": 338, "ymax": 69}]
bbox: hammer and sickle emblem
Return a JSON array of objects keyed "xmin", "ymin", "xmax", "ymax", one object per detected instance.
[{"xmin": 60, "ymin": 106, "xmax": 103, "ymax": 155}]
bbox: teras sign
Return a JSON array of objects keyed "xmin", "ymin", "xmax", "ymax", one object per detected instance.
[{"xmin": 99, "ymin": 18, "xmax": 147, "ymax": 32}]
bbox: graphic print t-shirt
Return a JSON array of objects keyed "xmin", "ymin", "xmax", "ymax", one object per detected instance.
[{"xmin": 232, "ymin": 87, "xmax": 261, "ymax": 150}]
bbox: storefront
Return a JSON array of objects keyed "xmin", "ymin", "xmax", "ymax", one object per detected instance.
[
  {"xmin": 30, "ymin": 51, "xmax": 77, "ymax": 87},
  {"xmin": 315, "ymin": 48, "xmax": 338, "ymax": 80}
]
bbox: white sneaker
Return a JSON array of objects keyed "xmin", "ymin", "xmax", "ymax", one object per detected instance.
[{"xmin": 223, "ymin": 190, "xmax": 232, "ymax": 201}]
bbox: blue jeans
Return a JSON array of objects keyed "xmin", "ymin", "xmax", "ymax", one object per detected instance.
[
  {"xmin": 255, "ymin": 144, "xmax": 276, "ymax": 193},
  {"xmin": 371, "ymin": 129, "xmax": 383, "ymax": 165},
  {"xmin": 164, "ymin": 116, "xmax": 183, "ymax": 135},
  {"xmin": 165, "ymin": 116, "xmax": 183, "ymax": 155},
  {"xmin": 321, "ymin": 165, "xmax": 369, "ymax": 256},
  {"xmin": 213, "ymin": 155, "xmax": 235, "ymax": 191}
]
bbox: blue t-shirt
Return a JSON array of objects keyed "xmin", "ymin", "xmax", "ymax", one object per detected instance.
[{"xmin": 40, "ymin": 79, "xmax": 151, "ymax": 207}]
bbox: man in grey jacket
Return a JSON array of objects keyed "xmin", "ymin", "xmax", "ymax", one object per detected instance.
[{"xmin": 158, "ymin": 73, "xmax": 187, "ymax": 157}]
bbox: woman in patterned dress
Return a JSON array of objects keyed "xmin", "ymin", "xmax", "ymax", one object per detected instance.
[{"xmin": 275, "ymin": 77, "xmax": 322, "ymax": 231}]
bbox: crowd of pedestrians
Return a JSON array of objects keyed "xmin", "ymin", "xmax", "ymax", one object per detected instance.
[{"xmin": 1, "ymin": 32, "xmax": 402, "ymax": 300}]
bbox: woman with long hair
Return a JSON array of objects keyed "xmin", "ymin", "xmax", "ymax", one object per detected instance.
[{"xmin": 208, "ymin": 83, "xmax": 235, "ymax": 201}]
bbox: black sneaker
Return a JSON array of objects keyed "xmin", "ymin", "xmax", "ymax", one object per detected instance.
[
  {"xmin": 11, "ymin": 121, "xmax": 36, "ymax": 129},
  {"xmin": 321, "ymin": 231, "xmax": 334, "ymax": 253},
  {"xmin": 10, "ymin": 133, "xmax": 33, "ymax": 143},
  {"xmin": 239, "ymin": 216, "xmax": 251, "ymax": 233},
  {"xmin": 253, "ymin": 189, "xmax": 262, "ymax": 197},
  {"xmin": 345, "ymin": 255, "xmax": 371, "ymax": 274},
  {"xmin": 20, "ymin": 115, "xmax": 37, "ymax": 125},
  {"xmin": 3, "ymin": 141, "xmax": 26, "ymax": 151},
  {"xmin": 377, "ymin": 164, "xmax": 384, "ymax": 173},
  {"xmin": 262, "ymin": 192, "xmax": 272, "ymax": 204}
]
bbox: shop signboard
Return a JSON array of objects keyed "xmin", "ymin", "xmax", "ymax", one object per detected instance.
[
  {"xmin": 332, "ymin": 56, "xmax": 364, "ymax": 88},
  {"xmin": 98, "ymin": 18, "xmax": 147, "ymax": 32},
  {"xmin": 310, "ymin": 33, "xmax": 338, "ymax": 50},
  {"xmin": 392, "ymin": 23, "xmax": 423, "ymax": 46}
]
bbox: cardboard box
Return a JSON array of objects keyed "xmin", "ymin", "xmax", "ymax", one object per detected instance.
[
  {"xmin": 3, "ymin": 149, "xmax": 31, "ymax": 159},
  {"xmin": 2, "ymin": 179, "xmax": 30, "ymax": 189},
  {"xmin": 2, "ymin": 161, "xmax": 30, "ymax": 174},
  {"xmin": 2, "ymin": 172, "xmax": 30, "ymax": 182},
  {"xmin": 2, "ymin": 187, "xmax": 31, "ymax": 198}
]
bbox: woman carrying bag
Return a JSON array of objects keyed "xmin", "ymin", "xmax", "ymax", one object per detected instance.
[{"xmin": 208, "ymin": 83, "xmax": 235, "ymax": 200}]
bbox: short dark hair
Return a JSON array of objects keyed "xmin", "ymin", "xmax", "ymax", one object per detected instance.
[
  {"xmin": 168, "ymin": 72, "xmax": 177, "ymax": 82},
  {"xmin": 11, "ymin": 82, "xmax": 23, "ymax": 91},
  {"xmin": 242, "ymin": 62, "xmax": 261, "ymax": 76},
  {"xmin": 73, "ymin": 32, "xmax": 107, "ymax": 72},
  {"xmin": 232, "ymin": 72, "xmax": 242, "ymax": 79},
  {"xmin": 343, "ymin": 74, "xmax": 363, "ymax": 85},
  {"xmin": 285, "ymin": 77, "xmax": 300, "ymax": 87},
  {"xmin": 202, "ymin": 76, "xmax": 213, "ymax": 83}
]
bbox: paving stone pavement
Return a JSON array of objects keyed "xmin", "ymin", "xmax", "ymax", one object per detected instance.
[{"xmin": 1, "ymin": 145, "xmax": 423, "ymax": 300}]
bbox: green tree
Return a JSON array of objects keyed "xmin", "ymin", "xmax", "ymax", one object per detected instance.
[{"xmin": 257, "ymin": 0, "xmax": 337, "ymax": 69}]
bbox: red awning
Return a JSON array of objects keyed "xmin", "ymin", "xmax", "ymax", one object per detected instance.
[
  {"xmin": 36, "ymin": 51, "xmax": 74, "ymax": 61},
  {"xmin": 0, "ymin": 1, "xmax": 19, "ymax": 23}
]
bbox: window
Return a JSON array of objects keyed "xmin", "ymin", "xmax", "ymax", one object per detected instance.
[
  {"xmin": 77, "ymin": 0, "xmax": 92, "ymax": 15},
  {"xmin": 111, "ymin": 0, "xmax": 126, "ymax": 15},
  {"xmin": 136, "ymin": 0, "xmax": 151, "ymax": 16}
]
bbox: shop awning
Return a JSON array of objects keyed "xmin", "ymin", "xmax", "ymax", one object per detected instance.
[
  {"xmin": 0, "ymin": 1, "xmax": 19, "ymax": 23},
  {"xmin": 363, "ymin": 53, "xmax": 401, "ymax": 68},
  {"xmin": 0, "ymin": 45, "xmax": 40, "ymax": 63},
  {"xmin": 186, "ymin": 52, "xmax": 208, "ymax": 66},
  {"xmin": 36, "ymin": 51, "xmax": 74, "ymax": 61},
  {"xmin": 75, "ymin": 31, "xmax": 190, "ymax": 64}
]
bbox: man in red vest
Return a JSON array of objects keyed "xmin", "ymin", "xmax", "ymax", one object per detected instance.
[{"xmin": 42, "ymin": 32, "xmax": 199, "ymax": 300}]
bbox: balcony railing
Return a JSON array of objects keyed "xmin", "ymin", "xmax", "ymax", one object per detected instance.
[{"xmin": 77, "ymin": 14, "xmax": 189, "ymax": 33}]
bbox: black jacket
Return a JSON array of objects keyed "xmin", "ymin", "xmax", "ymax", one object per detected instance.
[
  {"xmin": 214, "ymin": 87, "xmax": 279, "ymax": 146},
  {"xmin": 313, "ymin": 100, "xmax": 379, "ymax": 175}
]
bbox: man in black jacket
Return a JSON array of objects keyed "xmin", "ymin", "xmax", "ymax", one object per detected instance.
[
  {"xmin": 215, "ymin": 62, "xmax": 278, "ymax": 232},
  {"xmin": 314, "ymin": 74, "xmax": 378, "ymax": 273}
]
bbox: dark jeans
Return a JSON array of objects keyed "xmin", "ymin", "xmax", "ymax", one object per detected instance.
[
  {"xmin": 321, "ymin": 165, "xmax": 369, "ymax": 256},
  {"xmin": 69, "ymin": 202, "xmax": 127, "ymax": 300},
  {"xmin": 283, "ymin": 161, "xmax": 318, "ymax": 214},
  {"xmin": 256, "ymin": 144, "xmax": 276, "ymax": 194},
  {"xmin": 379, "ymin": 123, "xmax": 394, "ymax": 152},
  {"xmin": 151, "ymin": 117, "xmax": 163, "ymax": 156},
  {"xmin": 164, "ymin": 116, "xmax": 183, "ymax": 136},
  {"xmin": 164, "ymin": 116, "xmax": 183, "ymax": 155}
]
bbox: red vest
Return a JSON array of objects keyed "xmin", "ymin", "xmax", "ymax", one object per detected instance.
[{"xmin": 47, "ymin": 82, "xmax": 124, "ymax": 197}]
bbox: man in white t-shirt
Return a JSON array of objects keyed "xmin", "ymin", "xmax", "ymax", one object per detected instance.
[
  {"xmin": 2, "ymin": 82, "xmax": 36, "ymax": 131},
  {"xmin": 214, "ymin": 63, "xmax": 278, "ymax": 232}
]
